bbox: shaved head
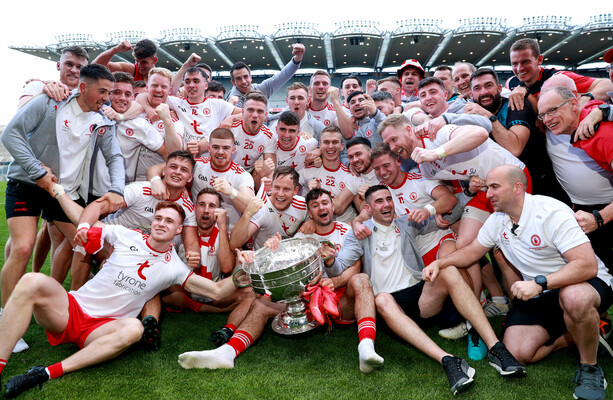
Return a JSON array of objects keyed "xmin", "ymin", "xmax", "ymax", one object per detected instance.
[
  {"xmin": 489, "ymin": 165, "xmax": 528, "ymax": 191},
  {"xmin": 540, "ymin": 74, "xmax": 577, "ymax": 97}
]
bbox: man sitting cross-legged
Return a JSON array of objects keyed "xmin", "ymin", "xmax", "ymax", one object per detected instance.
[
  {"xmin": 178, "ymin": 188, "xmax": 384, "ymax": 373},
  {"xmin": 326, "ymin": 185, "xmax": 526, "ymax": 394},
  {"xmin": 0, "ymin": 201, "xmax": 244, "ymax": 398}
]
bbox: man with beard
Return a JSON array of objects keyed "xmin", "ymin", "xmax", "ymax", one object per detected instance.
[
  {"xmin": 229, "ymin": 167, "xmax": 307, "ymax": 250},
  {"xmin": 465, "ymin": 68, "xmax": 565, "ymax": 201},
  {"xmin": 179, "ymin": 188, "xmax": 384, "ymax": 374},
  {"xmin": 397, "ymin": 59, "xmax": 426, "ymax": 102}
]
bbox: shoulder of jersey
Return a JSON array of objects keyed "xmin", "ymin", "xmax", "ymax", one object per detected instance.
[
  {"xmin": 229, "ymin": 161, "xmax": 247, "ymax": 174},
  {"xmin": 291, "ymin": 196, "xmax": 307, "ymax": 210},
  {"xmin": 334, "ymin": 221, "xmax": 349, "ymax": 234},
  {"xmin": 326, "ymin": 103, "xmax": 336, "ymax": 111},
  {"xmin": 195, "ymin": 157, "xmax": 211, "ymax": 164},
  {"xmin": 339, "ymin": 164, "xmax": 350, "ymax": 173},
  {"xmin": 180, "ymin": 192, "xmax": 195, "ymax": 211},
  {"xmin": 260, "ymin": 125, "xmax": 274, "ymax": 138},
  {"xmin": 406, "ymin": 172, "xmax": 422, "ymax": 180},
  {"xmin": 232, "ymin": 120, "xmax": 243, "ymax": 128}
]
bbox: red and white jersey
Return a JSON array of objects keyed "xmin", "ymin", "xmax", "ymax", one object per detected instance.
[
  {"xmin": 345, "ymin": 169, "xmax": 381, "ymax": 195},
  {"xmin": 116, "ymin": 116, "xmax": 164, "ymax": 183},
  {"xmin": 195, "ymin": 226, "xmax": 222, "ymax": 282},
  {"xmin": 386, "ymin": 171, "xmax": 453, "ymax": 256},
  {"xmin": 166, "ymin": 96, "xmax": 235, "ymax": 146},
  {"xmin": 230, "ymin": 119, "xmax": 277, "ymax": 172},
  {"xmin": 191, "ymin": 158, "xmax": 254, "ymax": 229},
  {"xmin": 276, "ymin": 136, "xmax": 319, "ymax": 171},
  {"xmin": 299, "ymin": 163, "xmax": 357, "ymax": 223},
  {"xmin": 294, "ymin": 221, "xmax": 351, "ymax": 277},
  {"xmin": 135, "ymin": 115, "xmax": 185, "ymax": 182},
  {"xmin": 70, "ymin": 225, "xmax": 192, "ymax": 319},
  {"xmin": 308, "ymin": 101, "xmax": 338, "ymax": 127},
  {"xmin": 250, "ymin": 186, "xmax": 307, "ymax": 249},
  {"xmin": 104, "ymin": 181, "xmax": 196, "ymax": 233},
  {"xmin": 419, "ymin": 124, "xmax": 525, "ymax": 181}
]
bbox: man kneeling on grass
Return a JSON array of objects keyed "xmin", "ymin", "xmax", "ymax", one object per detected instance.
[{"xmin": 0, "ymin": 201, "xmax": 245, "ymax": 398}]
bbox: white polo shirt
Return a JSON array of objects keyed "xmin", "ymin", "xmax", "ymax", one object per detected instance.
[{"xmin": 478, "ymin": 194, "xmax": 612, "ymax": 285}]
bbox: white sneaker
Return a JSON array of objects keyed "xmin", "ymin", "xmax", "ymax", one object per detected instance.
[
  {"xmin": 482, "ymin": 300, "xmax": 510, "ymax": 318},
  {"xmin": 12, "ymin": 337, "xmax": 29, "ymax": 353},
  {"xmin": 438, "ymin": 322, "xmax": 468, "ymax": 340}
]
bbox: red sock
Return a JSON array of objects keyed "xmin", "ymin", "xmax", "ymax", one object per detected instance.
[
  {"xmin": 0, "ymin": 359, "xmax": 7, "ymax": 376},
  {"xmin": 182, "ymin": 294, "xmax": 203, "ymax": 313},
  {"xmin": 226, "ymin": 330, "xmax": 253, "ymax": 357},
  {"xmin": 358, "ymin": 317, "xmax": 376, "ymax": 342},
  {"xmin": 224, "ymin": 324, "xmax": 237, "ymax": 332},
  {"xmin": 46, "ymin": 362, "xmax": 64, "ymax": 379}
]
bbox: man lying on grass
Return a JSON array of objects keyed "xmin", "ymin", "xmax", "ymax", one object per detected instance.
[{"xmin": 0, "ymin": 201, "xmax": 246, "ymax": 398}]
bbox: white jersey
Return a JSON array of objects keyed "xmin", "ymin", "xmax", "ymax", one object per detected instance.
[
  {"xmin": 299, "ymin": 163, "xmax": 357, "ymax": 223},
  {"xmin": 478, "ymin": 194, "xmax": 612, "ymax": 286},
  {"xmin": 196, "ymin": 226, "xmax": 222, "ymax": 281},
  {"xmin": 167, "ymin": 96, "xmax": 235, "ymax": 146},
  {"xmin": 250, "ymin": 186, "xmax": 307, "ymax": 249},
  {"xmin": 308, "ymin": 101, "xmax": 338, "ymax": 127},
  {"xmin": 104, "ymin": 181, "xmax": 196, "ymax": 233},
  {"xmin": 294, "ymin": 221, "xmax": 351, "ymax": 277},
  {"xmin": 386, "ymin": 171, "xmax": 454, "ymax": 257},
  {"xmin": 345, "ymin": 169, "xmax": 380, "ymax": 195},
  {"xmin": 70, "ymin": 225, "xmax": 192, "ymax": 319},
  {"xmin": 191, "ymin": 158, "xmax": 254, "ymax": 229},
  {"xmin": 545, "ymin": 130, "xmax": 613, "ymax": 205},
  {"xmin": 56, "ymin": 98, "xmax": 104, "ymax": 200},
  {"xmin": 230, "ymin": 119, "xmax": 277, "ymax": 172},
  {"xmin": 115, "ymin": 116, "xmax": 164, "ymax": 183},
  {"xmin": 276, "ymin": 136, "xmax": 319, "ymax": 171},
  {"xmin": 135, "ymin": 116, "xmax": 185, "ymax": 182},
  {"xmin": 419, "ymin": 124, "xmax": 525, "ymax": 181}
]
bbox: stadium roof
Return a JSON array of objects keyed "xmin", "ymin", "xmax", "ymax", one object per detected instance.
[{"xmin": 9, "ymin": 14, "xmax": 613, "ymax": 76}]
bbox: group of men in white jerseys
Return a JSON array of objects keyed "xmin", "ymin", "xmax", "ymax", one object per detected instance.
[{"xmin": 1, "ymin": 36, "xmax": 613, "ymax": 400}]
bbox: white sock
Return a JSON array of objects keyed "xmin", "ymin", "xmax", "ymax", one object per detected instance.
[
  {"xmin": 178, "ymin": 344, "xmax": 235, "ymax": 370},
  {"xmin": 12, "ymin": 338, "xmax": 29, "ymax": 354},
  {"xmin": 492, "ymin": 296, "xmax": 508, "ymax": 304},
  {"xmin": 466, "ymin": 321, "xmax": 473, "ymax": 331},
  {"xmin": 358, "ymin": 339, "xmax": 384, "ymax": 373}
]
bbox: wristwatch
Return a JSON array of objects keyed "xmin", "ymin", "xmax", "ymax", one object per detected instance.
[
  {"xmin": 599, "ymin": 104, "xmax": 611, "ymax": 122},
  {"xmin": 489, "ymin": 114, "xmax": 498, "ymax": 122},
  {"xmin": 534, "ymin": 275, "xmax": 548, "ymax": 292}
]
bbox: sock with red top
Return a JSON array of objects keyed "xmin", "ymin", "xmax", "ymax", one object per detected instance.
[
  {"xmin": 0, "ymin": 358, "xmax": 7, "ymax": 376},
  {"xmin": 46, "ymin": 362, "xmax": 64, "ymax": 379},
  {"xmin": 182, "ymin": 294, "xmax": 203, "ymax": 313},
  {"xmin": 226, "ymin": 330, "xmax": 253, "ymax": 357},
  {"xmin": 358, "ymin": 317, "xmax": 376, "ymax": 342}
]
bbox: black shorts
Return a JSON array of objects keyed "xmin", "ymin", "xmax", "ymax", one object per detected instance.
[
  {"xmin": 502, "ymin": 277, "xmax": 613, "ymax": 340},
  {"xmin": 5, "ymin": 179, "xmax": 70, "ymax": 223},
  {"xmin": 391, "ymin": 281, "xmax": 460, "ymax": 328}
]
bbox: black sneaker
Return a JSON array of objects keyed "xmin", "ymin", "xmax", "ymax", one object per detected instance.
[
  {"xmin": 441, "ymin": 356, "xmax": 475, "ymax": 395},
  {"xmin": 571, "ymin": 363, "xmax": 607, "ymax": 400},
  {"xmin": 209, "ymin": 327, "xmax": 234, "ymax": 347},
  {"xmin": 487, "ymin": 342, "xmax": 527, "ymax": 377},
  {"xmin": 141, "ymin": 315, "xmax": 161, "ymax": 351},
  {"xmin": 4, "ymin": 365, "xmax": 49, "ymax": 399}
]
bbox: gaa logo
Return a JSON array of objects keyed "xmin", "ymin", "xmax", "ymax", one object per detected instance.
[
  {"xmin": 258, "ymin": 145, "xmax": 264, "ymax": 153},
  {"xmin": 531, "ymin": 235, "xmax": 541, "ymax": 246},
  {"xmin": 97, "ymin": 127, "xmax": 107, "ymax": 136},
  {"xmin": 365, "ymin": 129, "xmax": 373, "ymax": 137},
  {"xmin": 203, "ymin": 108, "xmax": 211, "ymax": 116},
  {"xmin": 409, "ymin": 192, "xmax": 417, "ymax": 201},
  {"xmin": 125, "ymin": 128, "xmax": 134, "ymax": 137},
  {"xmin": 157, "ymin": 122, "xmax": 164, "ymax": 130},
  {"xmin": 165, "ymin": 253, "xmax": 171, "ymax": 262},
  {"xmin": 299, "ymin": 145, "xmax": 306, "ymax": 153}
]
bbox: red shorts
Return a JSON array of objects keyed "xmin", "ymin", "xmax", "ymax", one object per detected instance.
[
  {"xmin": 46, "ymin": 293, "xmax": 115, "ymax": 349},
  {"xmin": 421, "ymin": 232, "xmax": 456, "ymax": 267},
  {"xmin": 465, "ymin": 167, "xmax": 532, "ymax": 213}
]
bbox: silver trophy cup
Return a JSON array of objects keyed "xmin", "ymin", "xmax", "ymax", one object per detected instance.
[{"xmin": 242, "ymin": 238, "xmax": 323, "ymax": 335}]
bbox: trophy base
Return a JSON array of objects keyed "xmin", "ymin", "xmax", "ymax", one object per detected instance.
[{"xmin": 272, "ymin": 313, "xmax": 320, "ymax": 335}]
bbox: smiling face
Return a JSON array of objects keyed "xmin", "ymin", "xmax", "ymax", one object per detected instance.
[
  {"xmin": 242, "ymin": 99, "xmax": 267, "ymax": 134},
  {"xmin": 147, "ymin": 73, "xmax": 171, "ymax": 107},
  {"xmin": 347, "ymin": 143, "xmax": 372, "ymax": 174},
  {"xmin": 452, "ymin": 64, "xmax": 472, "ymax": 98},
  {"xmin": 209, "ymin": 137, "xmax": 235, "ymax": 170},
  {"xmin": 349, "ymin": 93, "xmax": 367, "ymax": 119},
  {"xmin": 276, "ymin": 120, "xmax": 300, "ymax": 151},
  {"xmin": 286, "ymin": 88, "xmax": 308, "ymax": 118},
  {"xmin": 341, "ymin": 78, "xmax": 361, "ymax": 102},
  {"xmin": 381, "ymin": 124, "xmax": 415, "ymax": 159},
  {"xmin": 319, "ymin": 130, "xmax": 343, "ymax": 163},
  {"xmin": 78, "ymin": 78, "xmax": 114, "ymax": 112},
  {"xmin": 270, "ymin": 174, "xmax": 299, "ymax": 211},
  {"xmin": 510, "ymin": 48, "xmax": 543, "ymax": 87},
  {"xmin": 470, "ymin": 74, "xmax": 502, "ymax": 113},
  {"xmin": 537, "ymin": 90, "xmax": 579, "ymax": 136},
  {"xmin": 231, "ymin": 67, "xmax": 253, "ymax": 95},
  {"xmin": 150, "ymin": 207, "xmax": 183, "ymax": 242},
  {"xmin": 365, "ymin": 188, "xmax": 394, "ymax": 225},
  {"xmin": 136, "ymin": 56, "xmax": 157, "ymax": 79},
  {"xmin": 109, "ymin": 81, "xmax": 133, "ymax": 114},
  {"xmin": 372, "ymin": 154, "xmax": 402, "ymax": 186},
  {"xmin": 57, "ymin": 52, "xmax": 87, "ymax": 89},
  {"xmin": 418, "ymin": 83, "xmax": 448, "ymax": 117},
  {"xmin": 183, "ymin": 71, "xmax": 207, "ymax": 103},
  {"xmin": 196, "ymin": 192, "xmax": 221, "ymax": 231},
  {"xmin": 162, "ymin": 156, "xmax": 193, "ymax": 191},
  {"xmin": 307, "ymin": 192, "xmax": 334, "ymax": 227}
]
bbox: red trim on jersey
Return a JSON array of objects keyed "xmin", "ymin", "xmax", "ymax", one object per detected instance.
[
  {"xmin": 181, "ymin": 271, "xmax": 195, "ymax": 290},
  {"xmin": 232, "ymin": 119, "xmax": 243, "ymax": 128},
  {"xmin": 211, "ymin": 161, "xmax": 233, "ymax": 173},
  {"xmin": 145, "ymin": 238, "xmax": 171, "ymax": 254},
  {"xmin": 323, "ymin": 162, "xmax": 343, "ymax": 172},
  {"xmin": 277, "ymin": 138, "xmax": 300, "ymax": 152},
  {"xmin": 389, "ymin": 171, "xmax": 409, "ymax": 190},
  {"xmin": 317, "ymin": 223, "xmax": 338, "ymax": 237},
  {"xmin": 309, "ymin": 101, "xmax": 334, "ymax": 112},
  {"xmin": 260, "ymin": 125, "xmax": 274, "ymax": 139}
]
